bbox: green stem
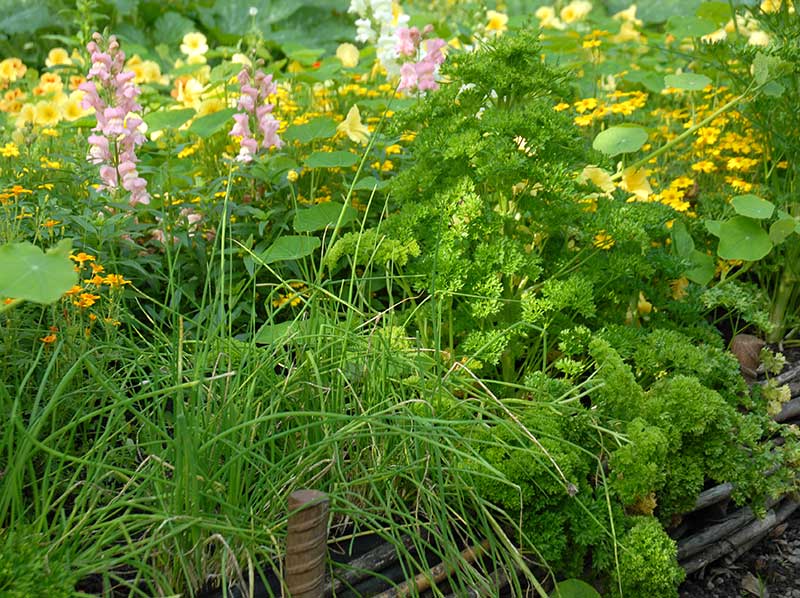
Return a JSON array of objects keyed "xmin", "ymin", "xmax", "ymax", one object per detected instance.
[{"xmin": 612, "ymin": 84, "xmax": 757, "ymax": 179}]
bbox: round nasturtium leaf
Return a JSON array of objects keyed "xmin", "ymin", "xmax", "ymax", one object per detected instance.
[
  {"xmin": 717, "ymin": 216, "xmax": 772, "ymax": 261},
  {"xmin": 550, "ymin": 578, "xmax": 602, "ymax": 598},
  {"xmin": 0, "ymin": 239, "xmax": 77, "ymax": 304},
  {"xmin": 731, "ymin": 194, "xmax": 774, "ymax": 219},
  {"xmin": 592, "ymin": 126, "xmax": 648, "ymax": 157},
  {"xmin": 664, "ymin": 73, "xmax": 712, "ymax": 91},
  {"xmin": 769, "ymin": 217, "xmax": 797, "ymax": 245}
]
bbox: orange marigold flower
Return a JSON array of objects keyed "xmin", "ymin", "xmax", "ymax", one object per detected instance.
[
  {"xmin": 70, "ymin": 252, "xmax": 96, "ymax": 265},
  {"xmin": 102, "ymin": 274, "xmax": 132, "ymax": 288},
  {"xmin": 73, "ymin": 293, "xmax": 100, "ymax": 308},
  {"xmin": 40, "ymin": 334, "xmax": 57, "ymax": 343}
]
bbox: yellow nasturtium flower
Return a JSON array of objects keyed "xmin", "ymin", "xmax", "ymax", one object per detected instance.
[
  {"xmin": 336, "ymin": 43, "xmax": 360, "ymax": 68},
  {"xmin": 180, "ymin": 32, "xmax": 208, "ymax": 57},
  {"xmin": 45, "ymin": 48, "xmax": 72, "ymax": 68},
  {"xmin": 486, "ymin": 10, "xmax": 509, "ymax": 34},
  {"xmin": 337, "ymin": 105, "xmax": 370, "ymax": 145}
]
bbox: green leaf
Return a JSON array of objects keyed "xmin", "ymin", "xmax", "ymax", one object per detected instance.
[
  {"xmin": 606, "ymin": 0, "xmax": 702, "ymax": 23},
  {"xmin": 283, "ymin": 117, "xmax": 338, "ymax": 144},
  {"xmin": 305, "ymin": 151, "xmax": 359, "ymax": 169},
  {"xmin": 0, "ymin": 240, "xmax": 78, "ymax": 304},
  {"xmin": 664, "ymin": 73, "xmax": 712, "ymax": 91},
  {"xmin": 705, "ymin": 219, "xmax": 723, "ymax": 237},
  {"xmin": 254, "ymin": 319, "xmax": 310, "ymax": 344},
  {"xmin": 731, "ymin": 194, "xmax": 774, "ymax": 219},
  {"xmin": 550, "ymin": 579, "xmax": 602, "ymax": 598},
  {"xmin": 695, "ymin": 1, "xmax": 731, "ymax": 26},
  {"xmin": 153, "ymin": 11, "xmax": 197, "ymax": 45},
  {"xmin": 187, "ymin": 108, "xmax": 237, "ymax": 138},
  {"xmin": 671, "ymin": 221, "xmax": 695, "ymax": 258},
  {"xmin": 686, "ymin": 250, "xmax": 715, "ymax": 285},
  {"xmin": 666, "ymin": 15, "xmax": 717, "ymax": 38},
  {"xmin": 282, "ymin": 43, "xmax": 325, "ymax": 65},
  {"xmin": 769, "ymin": 217, "xmax": 797, "ymax": 245},
  {"xmin": 752, "ymin": 52, "xmax": 784, "ymax": 86},
  {"xmin": 353, "ymin": 176, "xmax": 389, "ymax": 191},
  {"xmin": 293, "ymin": 202, "xmax": 358, "ymax": 233},
  {"xmin": 144, "ymin": 108, "xmax": 196, "ymax": 132},
  {"xmin": 592, "ymin": 125, "xmax": 649, "ymax": 157},
  {"xmin": 717, "ymin": 216, "xmax": 772, "ymax": 261},
  {"xmin": 623, "ymin": 70, "xmax": 666, "ymax": 93},
  {"xmin": 258, "ymin": 235, "xmax": 321, "ymax": 264}
]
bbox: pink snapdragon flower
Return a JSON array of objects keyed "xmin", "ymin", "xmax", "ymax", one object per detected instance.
[
  {"xmin": 79, "ymin": 32, "xmax": 149, "ymax": 206},
  {"xmin": 229, "ymin": 68, "xmax": 283, "ymax": 163},
  {"xmin": 394, "ymin": 26, "xmax": 447, "ymax": 93}
]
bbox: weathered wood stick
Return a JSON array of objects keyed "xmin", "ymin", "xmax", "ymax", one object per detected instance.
[
  {"xmin": 324, "ymin": 534, "xmax": 417, "ymax": 596},
  {"xmin": 680, "ymin": 498, "xmax": 799, "ymax": 575},
  {"xmin": 775, "ymin": 397, "xmax": 800, "ymax": 423},
  {"xmin": 772, "ymin": 362, "xmax": 800, "ymax": 386},
  {"xmin": 677, "ymin": 506, "xmax": 757, "ymax": 560},
  {"xmin": 284, "ymin": 490, "xmax": 329, "ymax": 598},
  {"xmin": 723, "ymin": 499, "xmax": 800, "ymax": 564},
  {"xmin": 442, "ymin": 564, "xmax": 515, "ymax": 597},
  {"xmin": 691, "ymin": 483, "xmax": 734, "ymax": 512},
  {"xmin": 372, "ymin": 539, "xmax": 491, "ymax": 598}
]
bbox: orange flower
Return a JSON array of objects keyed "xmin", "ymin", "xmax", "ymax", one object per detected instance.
[{"xmin": 73, "ymin": 293, "xmax": 100, "ymax": 308}]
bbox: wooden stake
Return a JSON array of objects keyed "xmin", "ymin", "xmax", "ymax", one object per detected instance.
[{"xmin": 285, "ymin": 490, "xmax": 329, "ymax": 598}]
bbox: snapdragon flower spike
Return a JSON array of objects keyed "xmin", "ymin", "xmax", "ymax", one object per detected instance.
[
  {"xmin": 79, "ymin": 32, "xmax": 149, "ymax": 206},
  {"xmin": 395, "ymin": 27, "xmax": 447, "ymax": 93},
  {"xmin": 229, "ymin": 68, "xmax": 282, "ymax": 163}
]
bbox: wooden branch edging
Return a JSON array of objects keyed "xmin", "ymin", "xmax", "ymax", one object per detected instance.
[{"xmin": 680, "ymin": 498, "xmax": 800, "ymax": 575}]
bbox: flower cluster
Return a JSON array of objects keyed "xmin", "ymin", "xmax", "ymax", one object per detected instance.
[
  {"xmin": 396, "ymin": 26, "xmax": 447, "ymax": 93},
  {"xmin": 348, "ymin": 0, "xmax": 409, "ymax": 76},
  {"xmin": 229, "ymin": 68, "xmax": 283, "ymax": 163},
  {"xmin": 79, "ymin": 33, "xmax": 149, "ymax": 206}
]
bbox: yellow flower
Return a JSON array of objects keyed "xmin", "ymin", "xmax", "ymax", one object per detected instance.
[
  {"xmin": 102, "ymin": 274, "xmax": 131, "ymax": 288},
  {"xmin": 760, "ymin": 0, "xmax": 786, "ymax": 12},
  {"xmin": 691, "ymin": 160, "xmax": 717, "ymax": 173},
  {"xmin": 336, "ymin": 43, "xmax": 360, "ymax": 68},
  {"xmin": 726, "ymin": 156, "xmax": 758, "ymax": 172},
  {"xmin": 578, "ymin": 165, "xmax": 615, "ymax": 194},
  {"xmin": 574, "ymin": 114, "xmax": 594, "ymax": 127},
  {"xmin": 62, "ymin": 92, "xmax": 88, "ymax": 121},
  {"xmin": 670, "ymin": 277, "xmax": 689, "ymax": 300},
  {"xmin": 45, "ymin": 48, "xmax": 72, "ymax": 68},
  {"xmin": 748, "ymin": 31, "xmax": 770, "ymax": 46},
  {"xmin": 553, "ymin": 102, "xmax": 570, "ymax": 112},
  {"xmin": 486, "ymin": 10, "xmax": 509, "ymax": 34},
  {"xmin": 637, "ymin": 292, "xmax": 653, "ymax": 315},
  {"xmin": 0, "ymin": 142, "xmax": 19, "ymax": 158},
  {"xmin": 232, "ymin": 53, "xmax": 252, "ymax": 67},
  {"xmin": 34, "ymin": 101, "xmax": 60, "ymax": 126},
  {"xmin": 582, "ymin": 39, "xmax": 601, "ymax": 49},
  {"xmin": 725, "ymin": 176, "xmax": 753, "ymax": 192},
  {"xmin": 337, "ymin": 104, "xmax": 370, "ymax": 145},
  {"xmin": 561, "ymin": 0, "xmax": 593, "ymax": 24},
  {"xmin": 70, "ymin": 252, "xmax": 96, "ymax": 265},
  {"xmin": 611, "ymin": 21, "xmax": 642, "ymax": 43},
  {"xmin": 536, "ymin": 6, "xmax": 566, "ymax": 30},
  {"xmin": 593, "ymin": 230, "xmax": 615, "ymax": 249},
  {"xmin": 619, "ymin": 167, "xmax": 652, "ymax": 200},
  {"xmin": 73, "ymin": 293, "xmax": 100, "ymax": 308},
  {"xmin": 573, "ymin": 98, "xmax": 598, "ymax": 113},
  {"xmin": 0, "ymin": 58, "xmax": 26, "ymax": 82},
  {"xmin": 613, "ymin": 5, "xmax": 642, "ymax": 25},
  {"xmin": 287, "ymin": 169, "xmax": 299, "ymax": 182},
  {"xmin": 180, "ymin": 32, "xmax": 208, "ymax": 57}
]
